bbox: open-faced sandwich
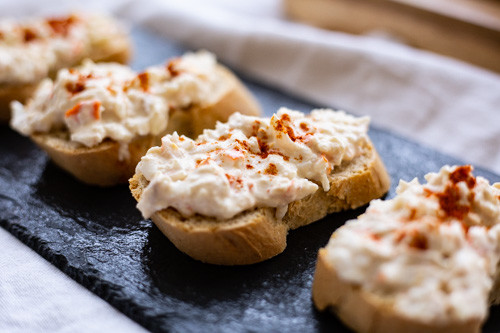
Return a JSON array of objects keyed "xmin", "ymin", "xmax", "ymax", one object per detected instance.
[
  {"xmin": 0, "ymin": 13, "xmax": 132, "ymax": 121},
  {"xmin": 10, "ymin": 51, "xmax": 261, "ymax": 186},
  {"xmin": 130, "ymin": 107, "xmax": 390, "ymax": 265},
  {"xmin": 313, "ymin": 165, "xmax": 500, "ymax": 333}
]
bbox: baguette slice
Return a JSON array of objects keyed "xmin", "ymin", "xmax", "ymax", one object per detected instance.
[
  {"xmin": 22, "ymin": 63, "xmax": 260, "ymax": 186},
  {"xmin": 312, "ymin": 250, "xmax": 481, "ymax": 333},
  {"xmin": 32, "ymin": 131, "xmax": 157, "ymax": 187},
  {"xmin": 130, "ymin": 137, "xmax": 390, "ymax": 265},
  {"xmin": 0, "ymin": 13, "xmax": 132, "ymax": 121},
  {"xmin": 312, "ymin": 165, "xmax": 500, "ymax": 333}
]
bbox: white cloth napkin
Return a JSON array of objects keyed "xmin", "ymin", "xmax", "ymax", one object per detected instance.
[
  {"xmin": 0, "ymin": 231, "xmax": 147, "ymax": 332},
  {"xmin": 1, "ymin": 0, "xmax": 499, "ymax": 332}
]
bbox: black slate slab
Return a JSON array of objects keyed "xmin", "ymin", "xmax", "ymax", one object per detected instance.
[{"xmin": 1, "ymin": 27, "xmax": 500, "ymax": 333}]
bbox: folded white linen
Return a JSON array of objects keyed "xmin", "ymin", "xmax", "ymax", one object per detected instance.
[{"xmin": 0, "ymin": 229, "xmax": 147, "ymax": 333}]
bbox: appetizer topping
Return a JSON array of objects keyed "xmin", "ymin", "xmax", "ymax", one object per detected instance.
[
  {"xmin": 135, "ymin": 108, "xmax": 370, "ymax": 220},
  {"xmin": 11, "ymin": 51, "xmax": 228, "ymax": 160},
  {"xmin": 65, "ymin": 80, "xmax": 86, "ymax": 95},
  {"xmin": 23, "ymin": 28, "xmax": 38, "ymax": 42},
  {"xmin": 0, "ymin": 13, "xmax": 119, "ymax": 84},
  {"xmin": 325, "ymin": 165, "xmax": 500, "ymax": 322},
  {"xmin": 137, "ymin": 72, "xmax": 149, "ymax": 92},
  {"xmin": 424, "ymin": 165, "xmax": 476, "ymax": 220},
  {"xmin": 46, "ymin": 16, "xmax": 76, "ymax": 37},
  {"xmin": 166, "ymin": 58, "xmax": 181, "ymax": 77},
  {"xmin": 65, "ymin": 100, "xmax": 101, "ymax": 120}
]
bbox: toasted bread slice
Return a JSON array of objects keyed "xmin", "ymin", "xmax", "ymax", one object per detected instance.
[
  {"xmin": 312, "ymin": 165, "xmax": 500, "ymax": 333},
  {"xmin": 0, "ymin": 13, "xmax": 131, "ymax": 121},
  {"xmin": 18, "ymin": 62, "xmax": 260, "ymax": 186},
  {"xmin": 312, "ymin": 250, "xmax": 481, "ymax": 333},
  {"xmin": 32, "ymin": 131, "xmax": 157, "ymax": 187},
  {"xmin": 130, "ymin": 137, "xmax": 390, "ymax": 265},
  {"xmin": 0, "ymin": 83, "xmax": 37, "ymax": 122}
]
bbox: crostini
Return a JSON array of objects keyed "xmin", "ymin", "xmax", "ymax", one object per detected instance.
[
  {"xmin": 11, "ymin": 51, "xmax": 261, "ymax": 186},
  {"xmin": 0, "ymin": 13, "xmax": 131, "ymax": 121},
  {"xmin": 313, "ymin": 165, "xmax": 500, "ymax": 333},
  {"xmin": 130, "ymin": 108, "xmax": 390, "ymax": 265}
]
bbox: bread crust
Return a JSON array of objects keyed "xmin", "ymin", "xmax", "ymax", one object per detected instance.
[
  {"xmin": 312, "ymin": 249, "xmax": 482, "ymax": 333},
  {"xmin": 27, "ymin": 65, "xmax": 260, "ymax": 186},
  {"xmin": 32, "ymin": 132, "xmax": 158, "ymax": 187},
  {"xmin": 129, "ymin": 139, "xmax": 390, "ymax": 265},
  {"xmin": 488, "ymin": 257, "xmax": 500, "ymax": 305}
]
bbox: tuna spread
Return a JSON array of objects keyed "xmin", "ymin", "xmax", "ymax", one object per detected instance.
[
  {"xmin": 325, "ymin": 165, "xmax": 500, "ymax": 323},
  {"xmin": 135, "ymin": 108, "xmax": 370, "ymax": 220},
  {"xmin": 0, "ymin": 13, "xmax": 120, "ymax": 85},
  {"xmin": 11, "ymin": 51, "xmax": 227, "ymax": 160}
]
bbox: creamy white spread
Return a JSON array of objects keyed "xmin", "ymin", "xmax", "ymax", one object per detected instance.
[
  {"xmin": 135, "ymin": 108, "xmax": 370, "ymax": 220},
  {"xmin": 0, "ymin": 13, "xmax": 120, "ymax": 85},
  {"xmin": 11, "ymin": 51, "xmax": 226, "ymax": 160},
  {"xmin": 325, "ymin": 165, "xmax": 500, "ymax": 324}
]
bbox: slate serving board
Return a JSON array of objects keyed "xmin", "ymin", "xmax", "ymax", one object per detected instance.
[{"xmin": 1, "ymin": 27, "xmax": 500, "ymax": 333}]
